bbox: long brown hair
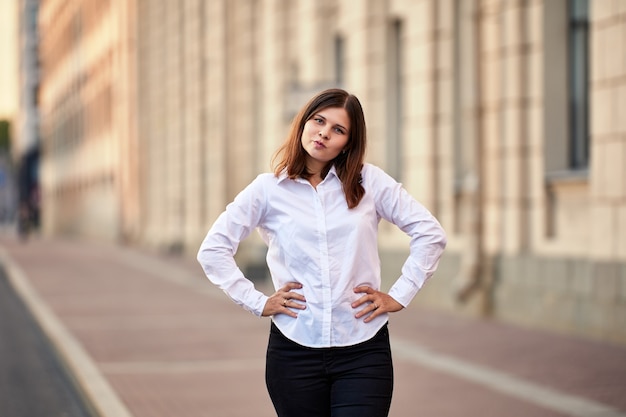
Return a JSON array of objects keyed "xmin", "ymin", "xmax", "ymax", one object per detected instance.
[{"xmin": 272, "ymin": 88, "xmax": 366, "ymax": 209}]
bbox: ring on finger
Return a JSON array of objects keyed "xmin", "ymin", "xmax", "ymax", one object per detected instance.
[
  {"xmin": 283, "ymin": 298, "xmax": 287, "ymax": 306},
  {"xmin": 373, "ymin": 303, "xmax": 379, "ymax": 309}
]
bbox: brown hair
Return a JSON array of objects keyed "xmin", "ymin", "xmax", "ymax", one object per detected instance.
[{"xmin": 272, "ymin": 88, "xmax": 366, "ymax": 209}]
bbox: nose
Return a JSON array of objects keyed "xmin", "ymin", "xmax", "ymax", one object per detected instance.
[{"xmin": 318, "ymin": 130, "xmax": 329, "ymax": 139}]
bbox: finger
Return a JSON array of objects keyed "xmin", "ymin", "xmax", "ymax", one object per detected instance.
[
  {"xmin": 281, "ymin": 306, "xmax": 299, "ymax": 318},
  {"xmin": 354, "ymin": 301, "xmax": 378, "ymax": 318},
  {"xmin": 283, "ymin": 298, "xmax": 306, "ymax": 310},
  {"xmin": 282, "ymin": 283, "xmax": 306, "ymax": 302},
  {"xmin": 351, "ymin": 294, "xmax": 371, "ymax": 308},
  {"xmin": 280, "ymin": 298, "xmax": 303, "ymax": 317},
  {"xmin": 363, "ymin": 308, "xmax": 379, "ymax": 323},
  {"xmin": 283, "ymin": 291, "xmax": 306, "ymax": 303},
  {"xmin": 353, "ymin": 286, "xmax": 374, "ymax": 294},
  {"xmin": 282, "ymin": 282, "xmax": 303, "ymax": 292}
]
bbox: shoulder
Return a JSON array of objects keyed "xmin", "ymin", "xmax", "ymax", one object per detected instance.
[
  {"xmin": 362, "ymin": 162, "xmax": 382, "ymax": 176},
  {"xmin": 232, "ymin": 172, "xmax": 276, "ymax": 202},
  {"xmin": 360, "ymin": 163, "xmax": 404, "ymax": 206},
  {"xmin": 244, "ymin": 171, "xmax": 294, "ymax": 197},
  {"xmin": 361, "ymin": 163, "xmax": 397, "ymax": 186},
  {"xmin": 255, "ymin": 172, "xmax": 279, "ymax": 183},
  {"xmin": 244, "ymin": 172, "xmax": 279, "ymax": 190}
]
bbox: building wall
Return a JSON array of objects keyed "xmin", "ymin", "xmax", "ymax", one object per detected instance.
[
  {"xmin": 15, "ymin": 0, "xmax": 40, "ymax": 158},
  {"xmin": 0, "ymin": 0, "xmax": 22, "ymax": 225},
  {"xmin": 38, "ymin": 0, "xmax": 138, "ymax": 240},
  {"xmin": 37, "ymin": 0, "xmax": 626, "ymax": 344},
  {"xmin": 0, "ymin": 0, "xmax": 19, "ymax": 122}
]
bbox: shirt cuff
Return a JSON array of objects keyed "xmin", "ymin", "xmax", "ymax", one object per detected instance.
[
  {"xmin": 248, "ymin": 293, "xmax": 270, "ymax": 317},
  {"xmin": 388, "ymin": 275, "xmax": 422, "ymax": 307}
]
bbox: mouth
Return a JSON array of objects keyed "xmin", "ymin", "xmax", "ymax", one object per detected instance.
[{"xmin": 313, "ymin": 140, "xmax": 326, "ymax": 148}]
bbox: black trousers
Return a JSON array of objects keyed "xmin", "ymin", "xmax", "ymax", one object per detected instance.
[{"xmin": 265, "ymin": 322, "xmax": 394, "ymax": 417}]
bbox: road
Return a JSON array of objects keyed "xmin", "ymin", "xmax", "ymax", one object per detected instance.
[
  {"xmin": 1, "ymin": 235, "xmax": 625, "ymax": 417},
  {"xmin": 0, "ymin": 264, "xmax": 95, "ymax": 417}
]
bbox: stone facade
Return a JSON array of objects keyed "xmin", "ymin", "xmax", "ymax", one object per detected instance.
[
  {"xmin": 38, "ymin": 0, "xmax": 137, "ymax": 240},
  {"xmin": 37, "ymin": 0, "xmax": 626, "ymax": 344}
]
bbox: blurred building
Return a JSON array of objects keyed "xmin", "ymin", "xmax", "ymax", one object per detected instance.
[
  {"xmin": 1, "ymin": 0, "xmax": 40, "ymax": 231},
  {"xmin": 15, "ymin": 0, "xmax": 40, "ymax": 159},
  {"xmin": 38, "ymin": 0, "xmax": 137, "ymax": 239},
  {"xmin": 36, "ymin": 0, "xmax": 626, "ymax": 344},
  {"xmin": 0, "ymin": 0, "xmax": 19, "ymax": 225},
  {"xmin": 16, "ymin": 0, "xmax": 42, "ymax": 234},
  {"xmin": 0, "ymin": 1, "xmax": 19, "ymax": 122}
]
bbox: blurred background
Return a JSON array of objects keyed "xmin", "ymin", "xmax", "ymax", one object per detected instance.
[{"xmin": 0, "ymin": 0, "xmax": 624, "ymax": 347}]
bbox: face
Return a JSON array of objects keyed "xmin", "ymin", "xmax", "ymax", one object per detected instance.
[{"xmin": 300, "ymin": 106, "xmax": 350, "ymax": 172}]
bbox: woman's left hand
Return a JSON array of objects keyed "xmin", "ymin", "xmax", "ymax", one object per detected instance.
[{"xmin": 352, "ymin": 286, "xmax": 404, "ymax": 323}]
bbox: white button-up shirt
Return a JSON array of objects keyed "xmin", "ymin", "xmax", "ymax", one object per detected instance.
[{"xmin": 197, "ymin": 163, "xmax": 447, "ymax": 348}]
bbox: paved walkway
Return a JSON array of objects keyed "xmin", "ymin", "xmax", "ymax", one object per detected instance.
[
  {"xmin": 0, "ymin": 263, "xmax": 94, "ymax": 417},
  {"xmin": 1, "ymin": 234, "xmax": 625, "ymax": 417}
]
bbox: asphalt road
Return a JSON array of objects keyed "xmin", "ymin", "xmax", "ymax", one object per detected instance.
[{"xmin": 0, "ymin": 264, "xmax": 95, "ymax": 417}]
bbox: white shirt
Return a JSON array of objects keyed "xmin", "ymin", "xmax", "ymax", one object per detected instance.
[{"xmin": 197, "ymin": 163, "xmax": 447, "ymax": 348}]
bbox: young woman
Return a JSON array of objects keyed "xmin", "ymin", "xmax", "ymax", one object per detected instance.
[{"xmin": 197, "ymin": 88, "xmax": 447, "ymax": 417}]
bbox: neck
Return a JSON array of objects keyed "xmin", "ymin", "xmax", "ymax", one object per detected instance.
[
  {"xmin": 305, "ymin": 161, "xmax": 326, "ymax": 189},
  {"xmin": 308, "ymin": 175, "xmax": 322, "ymax": 189},
  {"xmin": 306, "ymin": 159, "xmax": 325, "ymax": 176}
]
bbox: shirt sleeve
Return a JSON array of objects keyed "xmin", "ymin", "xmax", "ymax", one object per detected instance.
[
  {"xmin": 197, "ymin": 175, "xmax": 270, "ymax": 316},
  {"xmin": 366, "ymin": 165, "xmax": 447, "ymax": 307}
]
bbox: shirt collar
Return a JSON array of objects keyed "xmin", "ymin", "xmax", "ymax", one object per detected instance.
[
  {"xmin": 326, "ymin": 165, "xmax": 339, "ymax": 179},
  {"xmin": 276, "ymin": 165, "xmax": 339, "ymax": 184},
  {"xmin": 276, "ymin": 169, "xmax": 289, "ymax": 184}
]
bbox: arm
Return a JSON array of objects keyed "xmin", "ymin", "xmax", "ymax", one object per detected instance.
[
  {"xmin": 197, "ymin": 177, "xmax": 269, "ymax": 316},
  {"xmin": 371, "ymin": 165, "xmax": 447, "ymax": 307},
  {"xmin": 351, "ymin": 166, "xmax": 447, "ymax": 322}
]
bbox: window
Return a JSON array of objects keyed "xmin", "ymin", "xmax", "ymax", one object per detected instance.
[
  {"xmin": 568, "ymin": 0, "xmax": 589, "ymax": 169},
  {"xmin": 386, "ymin": 19, "xmax": 404, "ymax": 180},
  {"xmin": 543, "ymin": 0, "xmax": 589, "ymax": 174},
  {"xmin": 334, "ymin": 35, "xmax": 345, "ymax": 86}
]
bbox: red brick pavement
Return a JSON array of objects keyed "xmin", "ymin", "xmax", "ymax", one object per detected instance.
[{"xmin": 1, "ymin": 235, "xmax": 625, "ymax": 417}]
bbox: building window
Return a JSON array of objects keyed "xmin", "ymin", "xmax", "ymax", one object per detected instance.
[
  {"xmin": 334, "ymin": 35, "xmax": 345, "ymax": 86},
  {"xmin": 386, "ymin": 19, "xmax": 404, "ymax": 180},
  {"xmin": 568, "ymin": 0, "xmax": 589, "ymax": 169}
]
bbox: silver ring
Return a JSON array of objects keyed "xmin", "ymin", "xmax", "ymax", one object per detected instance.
[
  {"xmin": 373, "ymin": 303, "xmax": 378, "ymax": 309},
  {"xmin": 283, "ymin": 298, "xmax": 287, "ymax": 306}
]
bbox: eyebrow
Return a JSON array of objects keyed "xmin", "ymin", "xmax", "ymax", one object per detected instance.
[{"xmin": 315, "ymin": 113, "xmax": 348, "ymax": 132}]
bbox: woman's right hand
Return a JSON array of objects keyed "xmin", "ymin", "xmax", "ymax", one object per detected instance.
[{"xmin": 262, "ymin": 282, "xmax": 307, "ymax": 318}]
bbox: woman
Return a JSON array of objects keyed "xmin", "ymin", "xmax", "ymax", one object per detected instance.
[{"xmin": 197, "ymin": 88, "xmax": 447, "ymax": 417}]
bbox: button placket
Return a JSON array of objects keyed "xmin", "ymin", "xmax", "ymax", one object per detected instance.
[{"xmin": 313, "ymin": 184, "xmax": 332, "ymax": 345}]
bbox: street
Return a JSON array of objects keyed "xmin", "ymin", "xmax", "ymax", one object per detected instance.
[
  {"xmin": 0, "ymin": 264, "xmax": 95, "ymax": 417},
  {"xmin": 1, "ymin": 235, "xmax": 625, "ymax": 417}
]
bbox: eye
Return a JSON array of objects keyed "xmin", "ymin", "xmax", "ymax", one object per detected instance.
[
  {"xmin": 313, "ymin": 117, "xmax": 324, "ymax": 125},
  {"xmin": 334, "ymin": 127, "xmax": 346, "ymax": 135}
]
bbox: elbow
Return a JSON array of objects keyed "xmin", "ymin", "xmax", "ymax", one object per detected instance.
[
  {"xmin": 197, "ymin": 239, "xmax": 220, "ymax": 272},
  {"xmin": 427, "ymin": 220, "xmax": 447, "ymax": 251},
  {"xmin": 196, "ymin": 245, "xmax": 223, "ymax": 284},
  {"xmin": 196, "ymin": 247, "xmax": 212, "ymax": 276},
  {"xmin": 197, "ymin": 236, "xmax": 236, "ymax": 275},
  {"xmin": 439, "ymin": 228, "xmax": 448, "ymax": 250},
  {"xmin": 197, "ymin": 245, "xmax": 207, "ymax": 262},
  {"xmin": 197, "ymin": 244, "xmax": 209, "ymax": 266},
  {"xmin": 197, "ymin": 244, "xmax": 222, "ymax": 269}
]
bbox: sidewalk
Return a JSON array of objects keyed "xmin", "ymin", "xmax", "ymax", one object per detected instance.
[{"xmin": 1, "ymin": 234, "xmax": 625, "ymax": 417}]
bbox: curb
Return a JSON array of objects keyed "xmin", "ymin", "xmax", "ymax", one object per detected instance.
[{"xmin": 0, "ymin": 248, "xmax": 134, "ymax": 417}]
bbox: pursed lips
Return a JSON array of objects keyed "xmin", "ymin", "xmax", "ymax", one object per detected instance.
[{"xmin": 313, "ymin": 139, "xmax": 326, "ymax": 148}]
